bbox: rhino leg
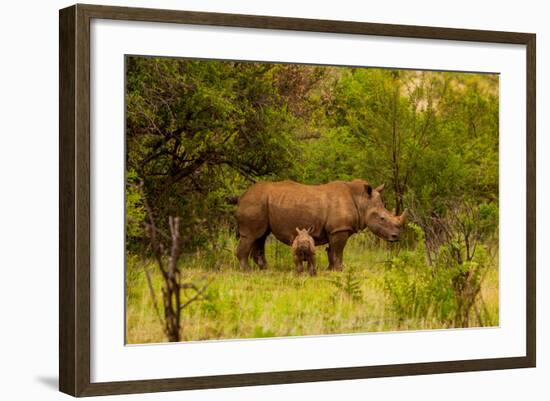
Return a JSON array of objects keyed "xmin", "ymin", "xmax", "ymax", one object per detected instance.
[
  {"xmin": 235, "ymin": 214, "xmax": 269, "ymax": 270},
  {"xmin": 251, "ymin": 233, "xmax": 269, "ymax": 269},
  {"xmin": 294, "ymin": 255, "xmax": 304, "ymax": 274},
  {"xmin": 328, "ymin": 231, "xmax": 349, "ymax": 271},
  {"xmin": 326, "ymin": 246, "xmax": 334, "ymax": 270},
  {"xmin": 308, "ymin": 254, "xmax": 317, "ymax": 276},
  {"xmin": 236, "ymin": 236, "xmax": 255, "ymax": 270}
]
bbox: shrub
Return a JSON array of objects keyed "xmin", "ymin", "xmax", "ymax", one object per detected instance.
[
  {"xmin": 383, "ymin": 222, "xmax": 496, "ymax": 328},
  {"xmin": 384, "ymin": 224, "xmax": 455, "ymax": 326}
]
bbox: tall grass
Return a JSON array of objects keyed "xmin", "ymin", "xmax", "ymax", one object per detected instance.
[{"xmin": 126, "ymin": 230, "xmax": 498, "ymax": 344}]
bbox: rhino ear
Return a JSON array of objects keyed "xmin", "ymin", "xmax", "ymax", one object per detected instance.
[
  {"xmin": 296, "ymin": 227, "xmax": 300, "ymax": 234},
  {"xmin": 307, "ymin": 226, "xmax": 314, "ymax": 234},
  {"xmin": 365, "ymin": 184, "xmax": 373, "ymax": 198},
  {"xmin": 375, "ymin": 183, "xmax": 385, "ymax": 193}
]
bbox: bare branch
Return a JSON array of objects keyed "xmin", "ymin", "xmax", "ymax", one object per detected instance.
[{"xmin": 179, "ymin": 280, "xmax": 212, "ymax": 311}]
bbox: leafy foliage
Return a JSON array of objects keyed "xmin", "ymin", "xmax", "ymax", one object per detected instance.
[
  {"xmin": 383, "ymin": 223, "xmax": 497, "ymax": 328},
  {"xmin": 126, "ymin": 57, "xmax": 498, "ymax": 255},
  {"xmin": 126, "ymin": 57, "xmax": 332, "ymax": 251}
]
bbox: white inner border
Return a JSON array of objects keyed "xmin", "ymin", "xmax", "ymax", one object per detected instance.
[{"xmin": 90, "ymin": 19, "xmax": 526, "ymax": 383}]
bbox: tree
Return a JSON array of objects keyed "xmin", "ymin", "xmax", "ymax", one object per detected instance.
[
  {"xmin": 126, "ymin": 57, "xmax": 499, "ymax": 253},
  {"xmin": 126, "ymin": 57, "xmax": 330, "ymax": 251},
  {"xmin": 330, "ymin": 69, "xmax": 498, "ymax": 246},
  {"xmin": 331, "ymin": 69, "xmax": 447, "ymax": 215}
]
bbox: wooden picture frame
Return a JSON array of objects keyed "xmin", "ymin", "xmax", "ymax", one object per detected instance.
[{"xmin": 59, "ymin": 3, "xmax": 536, "ymax": 397}]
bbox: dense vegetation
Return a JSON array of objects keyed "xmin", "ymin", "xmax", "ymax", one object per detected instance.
[{"xmin": 125, "ymin": 56, "xmax": 499, "ymax": 343}]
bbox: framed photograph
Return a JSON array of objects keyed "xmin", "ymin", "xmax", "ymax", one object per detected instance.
[{"xmin": 59, "ymin": 4, "xmax": 536, "ymax": 397}]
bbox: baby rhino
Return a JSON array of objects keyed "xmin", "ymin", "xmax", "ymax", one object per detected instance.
[{"xmin": 291, "ymin": 227, "xmax": 316, "ymax": 276}]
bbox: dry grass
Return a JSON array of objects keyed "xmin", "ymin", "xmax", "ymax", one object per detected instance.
[{"xmin": 126, "ymin": 232, "xmax": 499, "ymax": 344}]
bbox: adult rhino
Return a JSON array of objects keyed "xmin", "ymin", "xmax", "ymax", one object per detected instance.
[{"xmin": 234, "ymin": 179, "xmax": 407, "ymax": 271}]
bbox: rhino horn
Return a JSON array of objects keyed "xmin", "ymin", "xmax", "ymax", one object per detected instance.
[{"xmin": 398, "ymin": 209, "xmax": 408, "ymax": 226}]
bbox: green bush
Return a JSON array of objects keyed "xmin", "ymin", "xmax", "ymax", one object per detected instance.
[{"xmin": 383, "ymin": 223, "xmax": 496, "ymax": 328}]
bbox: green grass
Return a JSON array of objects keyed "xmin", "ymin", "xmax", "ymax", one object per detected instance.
[{"xmin": 125, "ymin": 232, "xmax": 499, "ymax": 344}]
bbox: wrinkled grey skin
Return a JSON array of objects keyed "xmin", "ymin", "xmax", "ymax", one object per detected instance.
[
  {"xmin": 292, "ymin": 227, "xmax": 317, "ymax": 276},
  {"xmin": 235, "ymin": 179, "xmax": 407, "ymax": 271}
]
